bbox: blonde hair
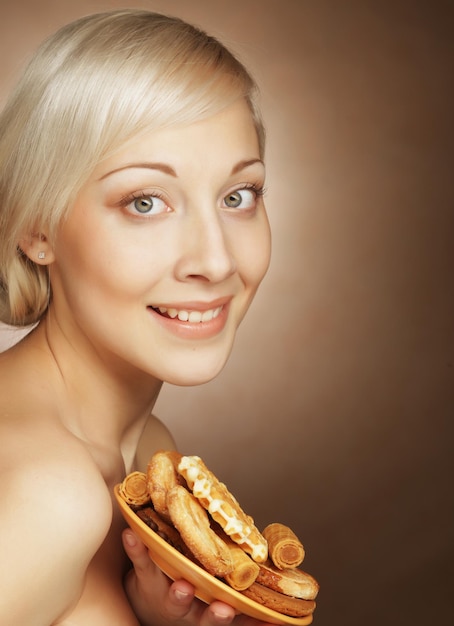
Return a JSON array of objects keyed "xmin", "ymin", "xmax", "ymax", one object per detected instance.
[{"xmin": 0, "ymin": 9, "xmax": 264, "ymax": 327}]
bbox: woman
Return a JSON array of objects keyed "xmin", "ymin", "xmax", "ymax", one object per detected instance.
[{"xmin": 0, "ymin": 9, "xmax": 272, "ymax": 626}]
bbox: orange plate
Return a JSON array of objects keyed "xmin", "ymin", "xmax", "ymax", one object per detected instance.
[{"xmin": 114, "ymin": 486, "xmax": 313, "ymax": 625}]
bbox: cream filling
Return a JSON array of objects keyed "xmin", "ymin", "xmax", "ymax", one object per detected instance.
[{"xmin": 153, "ymin": 305, "xmax": 222, "ymax": 323}]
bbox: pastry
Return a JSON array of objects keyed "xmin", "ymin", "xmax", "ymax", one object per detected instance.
[
  {"xmin": 177, "ymin": 455, "xmax": 268, "ymax": 562},
  {"xmin": 166, "ymin": 485, "xmax": 234, "ymax": 578},
  {"xmin": 262, "ymin": 522, "xmax": 305, "ymax": 569},
  {"xmin": 218, "ymin": 531, "xmax": 260, "ymax": 591},
  {"xmin": 256, "ymin": 560, "xmax": 319, "ymax": 600},
  {"xmin": 147, "ymin": 450, "xmax": 185, "ymax": 523},
  {"xmin": 242, "ymin": 582, "xmax": 316, "ymax": 618},
  {"xmin": 119, "ymin": 471, "xmax": 150, "ymax": 507}
]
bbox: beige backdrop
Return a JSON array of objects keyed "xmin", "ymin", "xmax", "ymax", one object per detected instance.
[{"xmin": 1, "ymin": 1, "xmax": 453, "ymax": 625}]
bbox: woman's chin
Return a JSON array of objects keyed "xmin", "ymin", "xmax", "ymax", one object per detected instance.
[{"xmin": 159, "ymin": 353, "xmax": 232, "ymax": 388}]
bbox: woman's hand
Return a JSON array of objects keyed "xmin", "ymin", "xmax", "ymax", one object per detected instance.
[{"xmin": 122, "ymin": 529, "xmax": 273, "ymax": 626}]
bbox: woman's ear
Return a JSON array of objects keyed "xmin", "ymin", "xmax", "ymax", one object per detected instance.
[{"xmin": 19, "ymin": 232, "xmax": 55, "ymax": 265}]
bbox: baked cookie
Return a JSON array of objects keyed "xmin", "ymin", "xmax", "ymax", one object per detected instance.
[
  {"xmin": 242, "ymin": 582, "xmax": 316, "ymax": 617},
  {"xmin": 256, "ymin": 560, "xmax": 319, "ymax": 600}
]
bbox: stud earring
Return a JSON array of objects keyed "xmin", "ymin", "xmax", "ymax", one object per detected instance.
[{"xmin": 38, "ymin": 251, "xmax": 46, "ymax": 260}]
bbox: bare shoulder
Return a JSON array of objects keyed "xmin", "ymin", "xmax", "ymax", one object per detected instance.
[
  {"xmin": 0, "ymin": 382, "xmax": 112, "ymax": 543},
  {"xmin": 0, "ymin": 407, "xmax": 112, "ymax": 624},
  {"xmin": 135, "ymin": 413, "xmax": 177, "ymax": 471},
  {"xmin": 1, "ymin": 442, "xmax": 111, "ymax": 551}
]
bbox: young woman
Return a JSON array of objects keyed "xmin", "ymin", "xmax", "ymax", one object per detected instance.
[{"xmin": 0, "ymin": 9, "xmax": 272, "ymax": 626}]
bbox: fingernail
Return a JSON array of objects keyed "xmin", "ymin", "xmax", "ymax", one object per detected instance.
[
  {"xmin": 213, "ymin": 608, "xmax": 233, "ymax": 623},
  {"xmin": 174, "ymin": 589, "xmax": 190, "ymax": 602},
  {"xmin": 124, "ymin": 531, "xmax": 137, "ymax": 547}
]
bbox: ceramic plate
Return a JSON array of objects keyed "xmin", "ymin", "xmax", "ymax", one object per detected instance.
[{"xmin": 114, "ymin": 485, "xmax": 313, "ymax": 625}]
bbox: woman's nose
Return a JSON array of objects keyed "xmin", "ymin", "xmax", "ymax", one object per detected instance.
[{"xmin": 174, "ymin": 211, "xmax": 237, "ymax": 283}]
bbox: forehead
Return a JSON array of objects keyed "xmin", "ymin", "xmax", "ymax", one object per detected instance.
[{"xmin": 95, "ymin": 100, "xmax": 261, "ymax": 180}]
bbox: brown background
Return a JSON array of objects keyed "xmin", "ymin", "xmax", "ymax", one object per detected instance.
[{"xmin": 1, "ymin": 1, "xmax": 453, "ymax": 624}]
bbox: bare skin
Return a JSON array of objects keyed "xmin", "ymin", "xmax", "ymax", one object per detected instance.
[
  {"xmin": 0, "ymin": 324, "xmax": 160, "ymax": 625},
  {"xmin": 0, "ymin": 101, "xmax": 272, "ymax": 626}
]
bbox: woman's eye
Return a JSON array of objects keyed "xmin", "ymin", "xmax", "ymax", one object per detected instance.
[
  {"xmin": 126, "ymin": 194, "xmax": 168, "ymax": 216},
  {"xmin": 223, "ymin": 188, "xmax": 256, "ymax": 209}
]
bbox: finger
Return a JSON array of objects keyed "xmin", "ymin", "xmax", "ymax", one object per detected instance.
[
  {"xmin": 123, "ymin": 530, "xmax": 197, "ymax": 624},
  {"xmin": 201, "ymin": 601, "xmax": 236, "ymax": 625},
  {"xmin": 123, "ymin": 532, "xmax": 200, "ymax": 622},
  {"xmin": 166, "ymin": 582, "xmax": 236, "ymax": 625},
  {"xmin": 122, "ymin": 529, "xmax": 173, "ymax": 601},
  {"xmin": 122, "ymin": 528, "xmax": 154, "ymax": 576},
  {"xmin": 164, "ymin": 579, "xmax": 198, "ymax": 620}
]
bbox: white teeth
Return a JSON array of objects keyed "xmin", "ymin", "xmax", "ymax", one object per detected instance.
[
  {"xmin": 201, "ymin": 309, "xmax": 214, "ymax": 322},
  {"xmin": 154, "ymin": 305, "xmax": 222, "ymax": 323},
  {"xmin": 188, "ymin": 311, "xmax": 202, "ymax": 323}
]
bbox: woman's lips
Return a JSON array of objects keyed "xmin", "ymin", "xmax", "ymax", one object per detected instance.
[{"xmin": 147, "ymin": 301, "xmax": 230, "ymax": 339}]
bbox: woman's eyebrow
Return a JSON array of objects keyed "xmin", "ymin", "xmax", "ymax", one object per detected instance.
[
  {"xmin": 99, "ymin": 158, "xmax": 264, "ymax": 181},
  {"xmin": 99, "ymin": 162, "xmax": 177, "ymax": 180},
  {"xmin": 230, "ymin": 158, "xmax": 265, "ymax": 175}
]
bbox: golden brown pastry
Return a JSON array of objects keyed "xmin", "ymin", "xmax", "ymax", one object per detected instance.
[
  {"xmin": 177, "ymin": 455, "xmax": 268, "ymax": 562},
  {"xmin": 256, "ymin": 560, "xmax": 319, "ymax": 600},
  {"xmin": 166, "ymin": 485, "xmax": 234, "ymax": 578},
  {"xmin": 119, "ymin": 471, "xmax": 150, "ymax": 506},
  {"xmin": 147, "ymin": 450, "xmax": 184, "ymax": 523},
  {"xmin": 242, "ymin": 582, "xmax": 316, "ymax": 617},
  {"xmin": 262, "ymin": 522, "xmax": 305, "ymax": 569},
  {"xmin": 219, "ymin": 531, "xmax": 260, "ymax": 590}
]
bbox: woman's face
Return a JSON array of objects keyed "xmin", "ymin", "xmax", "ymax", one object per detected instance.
[{"xmin": 49, "ymin": 99, "xmax": 271, "ymax": 385}]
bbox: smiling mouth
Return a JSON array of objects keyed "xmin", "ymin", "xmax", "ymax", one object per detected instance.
[{"xmin": 150, "ymin": 305, "xmax": 223, "ymax": 323}]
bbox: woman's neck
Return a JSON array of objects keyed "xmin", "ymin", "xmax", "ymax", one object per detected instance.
[{"xmin": 18, "ymin": 317, "xmax": 163, "ymax": 460}]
